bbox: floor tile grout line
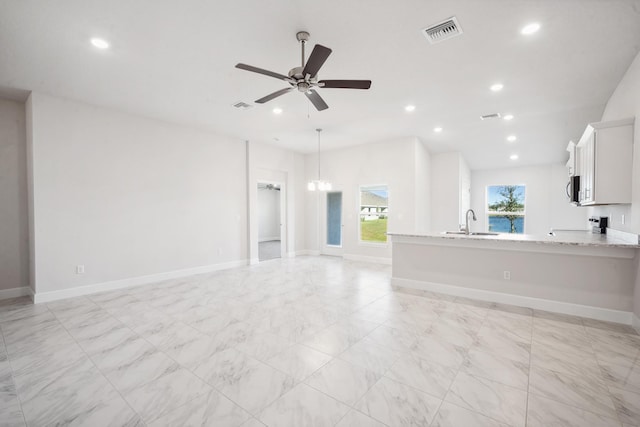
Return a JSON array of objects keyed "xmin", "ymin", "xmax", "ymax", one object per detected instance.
[
  {"xmin": 49, "ymin": 303, "xmax": 150, "ymax": 427},
  {"xmin": 525, "ymin": 305, "xmax": 534, "ymax": 427},
  {"xmin": 582, "ymin": 321, "xmax": 628, "ymax": 427},
  {"xmin": 433, "ymin": 306, "xmax": 527, "ymax": 427},
  {"xmin": 0, "ymin": 322, "xmax": 29, "ymax": 427},
  {"xmin": 94, "ymin": 296, "xmax": 232, "ymax": 424}
]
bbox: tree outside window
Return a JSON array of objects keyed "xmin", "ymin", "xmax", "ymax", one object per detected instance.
[{"xmin": 486, "ymin": 185, "xmax": 526, "ymax": 234}]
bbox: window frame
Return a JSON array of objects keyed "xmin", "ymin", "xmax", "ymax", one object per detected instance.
[
  {"xmin": 358, "ymin": 184, "xmax": 390, "ymax": 246},
  {"xmin": 485, "ymin": 184, "xmax": 527, "ymax": 234}
]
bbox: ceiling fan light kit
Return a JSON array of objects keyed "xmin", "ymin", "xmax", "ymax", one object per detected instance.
[{"xmin": 235, "ymin": 31, "xmax": 372, "ymax": 111}]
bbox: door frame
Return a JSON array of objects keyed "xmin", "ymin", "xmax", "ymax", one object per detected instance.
[
  {"xmin": 321, "ymin": 189, "xmax": 344, "ymax": 257},
  {"xmin": 256, "ymin": 180, "xmax": 286, "ymax": 260}
]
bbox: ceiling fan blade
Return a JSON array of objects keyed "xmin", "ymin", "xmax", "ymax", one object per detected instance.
[
  {"xmin": 255, "ymin": 87, "xmax": 293, "ymax": 104},
  {"xmin": 235, "ymin": 63, "xmax": 290, "ymax": 81},
  {"xmin": 302, "ymin": 44, "xmax": 332, "ymax": 77},
  {"xmin": 305, "ymin": 89, "xmax": 329, "ymax": 111},
  {"xmin": 319, "ymin": 80, "xmax": 372, "ymax": 89}
]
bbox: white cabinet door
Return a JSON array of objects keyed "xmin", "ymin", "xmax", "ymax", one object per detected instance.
[{"xmin": 582, "ymin": 133, "xmax": 595, "ymax": 204}]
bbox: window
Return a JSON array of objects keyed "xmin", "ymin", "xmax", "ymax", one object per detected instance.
[
  {"xmin": 486, "ymin": 185, "xmax": 526, "ymax": 234},
  {"xmin": 359, "ymin": 185, "xmax": 389, "ymax": 243}
]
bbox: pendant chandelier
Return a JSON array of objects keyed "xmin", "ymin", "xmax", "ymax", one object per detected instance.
[{"xmin": 307, "ymin": 128, "xmax": 332, "ymax": 191}]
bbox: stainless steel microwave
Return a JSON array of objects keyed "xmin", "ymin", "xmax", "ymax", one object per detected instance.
[{"xmin": 567, "ymin": 175, "xmax": 580, "ymax": 205}]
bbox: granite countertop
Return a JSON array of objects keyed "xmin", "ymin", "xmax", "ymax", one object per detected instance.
[{"xmin": 387, "ymin": 229, "xmax": 640, "ymax": 249}]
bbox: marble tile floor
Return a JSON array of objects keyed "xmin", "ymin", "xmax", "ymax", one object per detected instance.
[{"xmin": 0, "ymin": 256, "xmax": 639, "ymax": 426}]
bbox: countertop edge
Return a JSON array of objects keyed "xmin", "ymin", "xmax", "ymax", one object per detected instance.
[{"xmin": 386, "ymin": 232, "xmax": 640, "ymax": 249}]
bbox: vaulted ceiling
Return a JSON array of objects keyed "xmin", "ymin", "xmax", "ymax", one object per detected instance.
[{"xmin": 1, "ymin": 0, "xmax": 639, "ymax": 169}]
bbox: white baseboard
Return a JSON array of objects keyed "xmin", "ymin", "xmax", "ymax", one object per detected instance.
[
  {"xmin": 0, "ymin": 286, "xmax": 32, "ymax": 301},
  {"xmin": 343, "ymin": 254, "xmax": 392, "ymax": 265},
  {"xmin": 392, "ymin": 277, "xmax": 633, "ymax": 325},
  {"xmin": 290, "ymin": 250, "xmax": 320, "ymax": 257},
  {"xmin": 33, "ymin": 259, "xmax": 249, "ymax": 304},
  {"xmin": 258, "ymin": 237, "xmax": 281, "ymax": 243},
  {"xmin": 633, "ymin": 314, "xmax": 640, "ymax": 334},
  {"xmin": 250, "ymin": 258, "xmax": 260, "ymax": 265}
]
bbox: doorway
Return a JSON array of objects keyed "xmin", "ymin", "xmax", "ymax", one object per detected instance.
[
  {"xmin": 323, "ymin": 191, "xmax": 343, "ymax": 256},
  {"xmin": 257, "ymin": 182, "xmax": 283, "ymax": 261}
]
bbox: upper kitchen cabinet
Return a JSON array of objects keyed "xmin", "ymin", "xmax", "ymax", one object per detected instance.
[{"xmin": 576, "ymin": 118, "xmax": 634, "ymax": 206}]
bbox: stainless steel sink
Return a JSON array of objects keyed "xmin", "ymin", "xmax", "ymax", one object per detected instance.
[{"xmin": 443, "ymin": 231, "xmax": 499, "ymax": 236}]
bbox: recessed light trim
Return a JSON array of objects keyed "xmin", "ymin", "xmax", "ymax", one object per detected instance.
[
  {"xmin": 490, "ymin": 83, "xmax": 504, "ymax": 92},
  {"xmin": 433, "ymin": 127, "xmax": 443, "ymax": 133},
  {"xmin": 405, "ymin": 105, "xmax": 416, "ymax": 112},
  {"xmin": 521, "ymin": 22, "xmax": 540, "ymax": 35},
  {"xmin": 503, "ymin": 114, "xmax": 514, "ymax": 121},
  {"xmin": 507, "ymin": 135, "xmax": 517, "ymax": 142},
  {"xmin": 90, "ymin": 38, "xmax": 110, "ymax": 49},
  {"xmin": 510, "ymin": 154, "xmax": 519, "ymax": 160},
  {"xmin": 272, "ymin": 107, "xmax": 283, "ymax": 115}
]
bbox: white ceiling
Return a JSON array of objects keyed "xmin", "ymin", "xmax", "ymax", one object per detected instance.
[{"xmin": 1, "ymin": 0, "xmax": 639, "ymax": 169}]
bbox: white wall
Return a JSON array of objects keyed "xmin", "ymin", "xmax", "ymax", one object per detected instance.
[
  {"xmin": 27, "ymin": 92, "xmax": 248, "ymax": 295},
  {"xmin": 414, "ymin": 141, "xmax": 431, "ymax": 233},
  {"xmin": 0, "ymin": 99, "xmax": 29, "ymax": 291},
  {"xmin": 589, "ymin": 49, "xmax": 640, "ymax": 322},
  {"xmin": 430, "ymin": 152, "xmax": 464, "ymax": 232},
  {"xmin": 471, "ymin": 164, "xmax": 588, "ymax": 235},
  {"xmin": 305, "ymin": 137, "xmax": 428, "ymax": 261},
  {"xmin": 459, "ymin": 156, "xmax": 471, "ymax": 226},
  {"xmin": 257, "ymin": 187, "xmax": 280, "ymax": 242}
]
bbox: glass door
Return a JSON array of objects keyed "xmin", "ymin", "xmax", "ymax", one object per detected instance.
[{"xmin": 324, "ymin": 191, "xmax": 343, "ymax": 256}]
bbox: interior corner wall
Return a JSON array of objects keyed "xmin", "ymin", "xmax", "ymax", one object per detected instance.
[
  {"xmin": 28, "ymin": 92, "xmax": 248, "ymax": 296},
  {"xmin": 430, "ymin": 152, "xmax": 462, "ymax": 232},
  {"xmin": 0, "ymin": 98, "xmax": 29, "ymax": 292},
  {"xmin": 414, "ymin": 141, "xmax": 431, "ymax": 233},
  {"xmin": 248, "ymin": 141, "xmax": 306, "ymax": 260},
  {"xmin": 591, "ymin": 49, "xmax": 640, "ymax": 235},
  {"xmin": 471, "ymin": 164, "xmax": 588, "ymax": 236}
]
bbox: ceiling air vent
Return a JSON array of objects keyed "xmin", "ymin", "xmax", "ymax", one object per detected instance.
[
  {"xmin": 422, "ymin": 17, "xmax": 463, "ymax": 44},
  {"xmin": 480, "ymin": 113, "xmax": 501, "ymax": 120},
  {"xmin": 232, "ymin": 101, "xmax": 252, "ymax": 110}
]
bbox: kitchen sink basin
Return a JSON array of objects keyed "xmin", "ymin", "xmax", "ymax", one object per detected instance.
[{"xmin": 443, "ymin": 231, "xmax": 499, "ymax": 236}]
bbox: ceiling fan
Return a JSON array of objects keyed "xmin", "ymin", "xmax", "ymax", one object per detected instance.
[{"xmin": 235, "ymin": 31, "xmax": 372, "ymax": 111}]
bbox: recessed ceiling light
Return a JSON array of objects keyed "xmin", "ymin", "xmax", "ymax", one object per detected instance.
[
  {"xmin": 503, "ymin": 114, "xmax": 514, "ymax": 121},
  {"xmin": 433, "ymin": 127, "xmax": 443, "ymax": 133},
  {"xmin": 272, "ymin": 107, "xmax": 283, "ymax": 114},
  {"xmin": 521, "ymin": 22, "xmax": 541, "ymax": 35},
  {"xmin": 405, "ymin": 105, "xmax": 416, "ymax": 112},
  {"xmin": 490, "ymin": 83, "xmax": 504, "ymax": 92},
  {"xmin": 507, "ymin": 135, "xmax": 517, "ymax": 142},
  {"xmin": 510, "ymin": 154, "xmax": 519, "ymax": 160},
  {"xmin": 90, "ymin": 38, "xmax": 110, "ymax": 49}
]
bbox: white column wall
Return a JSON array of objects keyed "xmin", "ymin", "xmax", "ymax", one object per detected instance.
[{"xmin": 0, "ymin": 98, "xmax": 29, "ymax": 293}]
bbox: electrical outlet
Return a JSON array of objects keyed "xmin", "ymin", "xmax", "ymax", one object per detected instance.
[
  {"xmin": 622, "ymin": 214, "xmax": 625, "ymax": 225},
  {"xmin": 76, "ymin": 265, "xmax": 85, "ymax": 274},
  {"xmin": 503, "ymin": 271, "xmax": 510, "ymax": 280}
]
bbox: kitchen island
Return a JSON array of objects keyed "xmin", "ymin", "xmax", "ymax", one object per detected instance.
[{"xmin": 388, "ymin": 230, "xmax": 640, "ymax": 324}]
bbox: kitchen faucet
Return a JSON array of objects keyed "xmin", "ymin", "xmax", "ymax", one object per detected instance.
[{"xmin": 463, "ymin": 209, "xmax": 477, "ymax": 235}]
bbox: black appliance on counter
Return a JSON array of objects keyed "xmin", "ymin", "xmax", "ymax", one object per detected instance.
[{"xmin": 589, "ymin": 216, "xmax": 608, "ymax": 234}]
